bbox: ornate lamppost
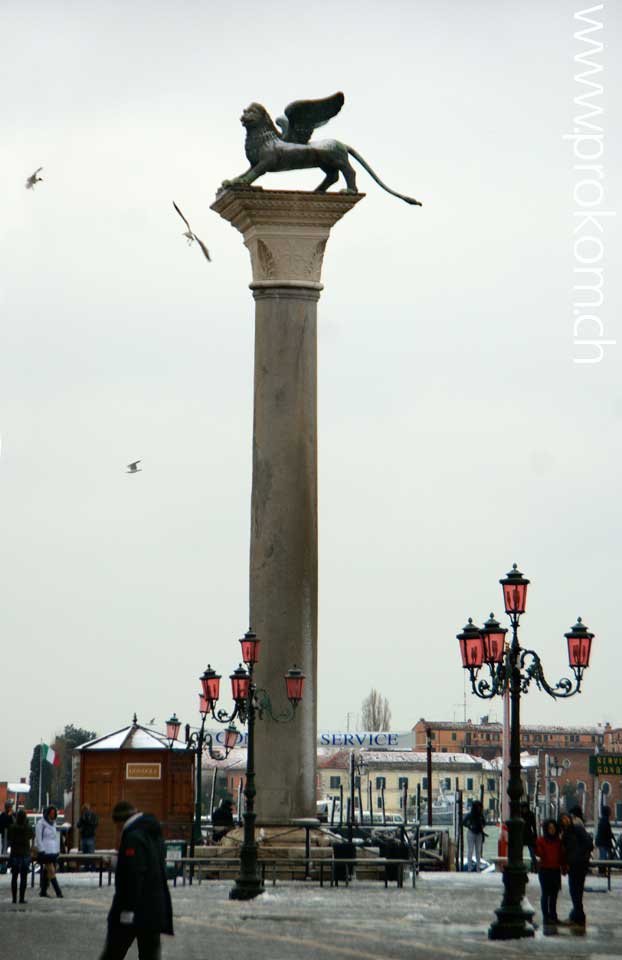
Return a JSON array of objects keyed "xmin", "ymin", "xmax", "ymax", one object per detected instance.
[
  {"xmin": 198, "ymin": 629, "xmax": 305, "ymax": 901},
  {"xmin": 457, "ymin": 563, "xmax": 594, "ymax": 941},
  {"xmin": 166, "ymin": 707, "xmax": 238, "ymax": 856}
]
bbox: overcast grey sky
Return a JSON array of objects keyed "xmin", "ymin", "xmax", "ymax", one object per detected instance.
[{"xmin": 1, "ymin": 1, "xmax": 620, "ymax": 780}]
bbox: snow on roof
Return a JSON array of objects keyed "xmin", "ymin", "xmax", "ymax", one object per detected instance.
[
  {"xmin": 489, "ymin": 752, "xmax": 539, "ymax": 770},
  {"xmin": 202, "ymin": 747, "xmax": 246, "ymax": 770},
  {"xmin": 77, "ymin": 723, "xmax": 187, "ymax": 751},
  {"xmin": 317, "ymin": 749, "xmax": 489, "ymax": 768}
]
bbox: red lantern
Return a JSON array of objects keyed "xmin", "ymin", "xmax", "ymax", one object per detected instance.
[
  {"xmin": 457, "ymin": 619, "xmax": 484, "ymax": 669},
  {"xmin": 198, "ymin": 693, "xmax": 208, "ymax": 714},
  {"xmin": 166, "ymin": 713, "xmax": 181, "ymax": 742},
  {"xmin": 200, "ymin": 666, "xmax": 221, "ymax": 705},
  {"xmin": 224, "ymin": 724, "xmax": 239, "ymax": 752},
  {"xmin": 285, "ymin": 666, "xmax": 305, "ymax": 705},
  {"xmin": 480, "ymin": 613, "xmax": 507, "ymax": 664},
  {"xmin": 230, "ymin": 665, "xmax": 250, "ymax": 703},
  {"xmin": 239, "ymin": 629, "xmax": 260, "ymax": 665},
  {"xmin": 499, "ymin": 564, "xmax": 530, "ymax": 615},
  {"xmin": 565, "ymin": 617, "xmax": 594, "ymax": 669}
]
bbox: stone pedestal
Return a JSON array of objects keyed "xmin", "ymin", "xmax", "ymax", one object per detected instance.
[{"xmin": 211, "ymin": 187, "xmax": 363, "ymax": 823}]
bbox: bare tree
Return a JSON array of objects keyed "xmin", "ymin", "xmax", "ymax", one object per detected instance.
[{"xmin": 360, "ymin": 689, "xmax": 391, "ymax": 731}]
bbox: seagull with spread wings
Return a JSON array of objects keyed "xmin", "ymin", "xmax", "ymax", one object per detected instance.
[
  {"xmin": 25, "ymin": 167, "xmax": 43, "ymax": 190},
  {"xmin": 173, "ymin": 202, "xmax": 211, "ymax": 262},
  {"xmin": 127, "ymin": 460, "xmax": 142, "ymax": 474}
]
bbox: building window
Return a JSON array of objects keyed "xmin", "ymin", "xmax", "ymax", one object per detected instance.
[
  {"xmin": 466, "ymin": 777, "xmax": 474, "ymax": 791},
  {"xmin": 376, "ymin": 777, "xmax": 386, "ymax": 790},
  {"xmin": 488, "ymin": 799, "xmax": 496, "ymax": 811},
  {"xmin": 441, "ymin": 747, "xmax": 447, "ymax": 753},
  {"xmin": 443, "ymin": 778, "xmax": 451, "ymax": 790},
  {"xmin": 487, "ymin": 778, "xmax": 495, "ymax": 792},
  {"xmin": 377, "ymin": 796, "xmax": 383, "ymax": 809},
  {"xmin": 422, "ymin": 777, "xmax": 428, "ymax": 789},
  {"xmin": 398, "ymin": 777, "xmax": 409, "ymax": 790},
  {"xmin": 601, "ymin": 781, "xmax": 611, "ymax": 797},
  {"xmin": 354, "ymin": 776, "xmax": 360, "ymax": 788},
  {"xmin": 451, "ymin": 732, "xmax": 457, "ymax": 741},
  {"xmin": 329, "ymin": 776, "xmax": 341, "ymax": 789},
  {"xmin": 616, "ymin": 802, "xmax": 622, "ymax": 821},
  {"xmin": 430, "ymin": 732, "xmax": 435, "ymax": 739}
]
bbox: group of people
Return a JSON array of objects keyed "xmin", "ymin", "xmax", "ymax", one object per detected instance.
[
  {"xmin": 1, "ymin": 803, "xmax": 65, "ymax": 902},
  {"xmin": 462, "ymin": 798, "xmax": 598, "ymax": 932},
  {"xmin": 2, "ymin": 796, "xmax": 173, "ymax": 959},
  {"xmin": 0, "ymin": 800, "xmax": 101, "ymax": 904},
  {"xmin": 535, "ymin": 806, "xmax": 594, "ymax": 931}
]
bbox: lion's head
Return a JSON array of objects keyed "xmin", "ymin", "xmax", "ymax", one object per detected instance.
[{"xmin": 240, "ymin": 103, "xmax": 277, "ymax": 132}]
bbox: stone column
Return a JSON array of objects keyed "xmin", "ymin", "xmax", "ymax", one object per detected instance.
[{"xmin": 211, "ymin": 187, "xmax": 363, "ymax": 823}]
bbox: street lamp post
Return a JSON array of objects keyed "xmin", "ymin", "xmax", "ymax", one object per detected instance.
[
  {"xmin": 198, "ymin": 629, "xmax": 305, "ymax": 901},
  {"xmin": 457, "ymin": 564, "xmax": 594, "ymax": 941},
  {"xmin": 165, "ymin": 709, "xmax": 238, "ymax": 857}
]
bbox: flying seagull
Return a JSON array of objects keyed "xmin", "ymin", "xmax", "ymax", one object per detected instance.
[
  {"xmin": 25, "ymin": 167, "xmax": 43, "ymax": 190},
  {"xmin": 126, "ymin": 460, "xmax": 142, "ymax": 474},
  {"xmin": 173, "ymin": 201, "xmax": 211, "ymax": 262}
]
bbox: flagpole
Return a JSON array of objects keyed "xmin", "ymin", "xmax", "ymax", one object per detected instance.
[{"xmin": 38, "ymin": 742, "xmax": 43, "ymax": 812}]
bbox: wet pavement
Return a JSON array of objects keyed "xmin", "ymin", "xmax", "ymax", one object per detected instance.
[{"xmin": 1, "ymin": 869, "xmax": 621, "ymax": 959}]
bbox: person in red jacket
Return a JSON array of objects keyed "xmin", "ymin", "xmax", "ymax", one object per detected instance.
[{"xmin": 535, "ymin": 819, "xmax": 564, "ymax": 928}]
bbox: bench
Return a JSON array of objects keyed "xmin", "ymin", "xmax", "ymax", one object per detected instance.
[{"xmin": 169, "ymin": 855, "xmax": 414, "ymax": 889}]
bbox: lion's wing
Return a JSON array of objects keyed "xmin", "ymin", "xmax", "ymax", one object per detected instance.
[{"xmin": 282, "ymin": 92, "xmax": 345, "ymax": 144}]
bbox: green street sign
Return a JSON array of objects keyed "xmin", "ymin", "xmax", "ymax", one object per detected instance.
[{"xmin": 589, "ymin": 755, "xmax": 622, "ymax": 776}]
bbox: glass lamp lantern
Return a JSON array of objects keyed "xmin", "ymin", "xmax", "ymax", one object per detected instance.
[
  {"xmin": 200, "ymin": 666, "xmax": 221, "ymax": 706},
  {"xmin": 166, "ymin": 713, "xmax": 181, "ymax": 742},
  {"xmin": 565, "ymin": 617, "xmax": 594, "ymax": 670},
  {"xmin": 223, "ymin": 724, "xmax": 239, "ymax": 752},
  {"xmin": 230, "ymin": 665, "xmax": 250, "ymax": 704},
  {"xmin": 239, "ymin": 629, "xmax": 260, "ymax": 665},
  {"xmin": 500, "ymin": 563, "xmax": 530, "ymax": 615},
  {"xmin": 480, "ymin": 613, "xmax": 507, "ymax": 664},
  {"xmin": 285, "ymin": 666, "xmax": 305, "ymax": 705},
  {"xmin": 457, "ymin": 618, "xmax": 484, "ymax": 670}
]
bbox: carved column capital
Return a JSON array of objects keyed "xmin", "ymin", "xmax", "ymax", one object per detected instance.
[{"xmin": 211, "ymin": 187, "xmax": 363, "ymax": 290}]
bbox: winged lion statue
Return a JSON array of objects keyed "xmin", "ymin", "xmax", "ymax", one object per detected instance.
[{"xmin": 220, "ymin": 92, "xmax": 422, "ymax": 206}]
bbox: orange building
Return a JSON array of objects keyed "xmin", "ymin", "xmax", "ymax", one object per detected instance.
[{"xmin": 413, "ymin": 719, "xmax": 617, "ymax": 821}]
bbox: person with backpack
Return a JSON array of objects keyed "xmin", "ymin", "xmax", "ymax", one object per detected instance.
[
  {"xmin": 462, "ymin": 800, "xmax": 487, "ymax": 872},
  {"xmin": 559, "ymin": 806, "xmax": 593, "ymax": 930}
]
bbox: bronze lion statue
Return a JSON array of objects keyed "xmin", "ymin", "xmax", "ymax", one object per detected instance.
[{"xmin": 220, "ymin": 92, "xmax": 422, "ymax": 206}]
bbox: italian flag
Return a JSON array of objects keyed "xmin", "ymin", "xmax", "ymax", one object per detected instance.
[{"xmin": 41, "ymin": 743, "xmax": 61, "ymax": 767}]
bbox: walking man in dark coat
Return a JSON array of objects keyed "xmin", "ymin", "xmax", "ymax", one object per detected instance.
[{"xmin": 100, "ymin": 800, "xmax": 173, "ymax": 960}]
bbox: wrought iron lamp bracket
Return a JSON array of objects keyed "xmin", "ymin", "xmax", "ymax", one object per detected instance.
[
  {"xmin": 519, "ymin": 648, "xmax": 580, "ymax": 699},
  {"xmin": 255, "ymin": 687, "xmax": 297, "ymax": 723}
]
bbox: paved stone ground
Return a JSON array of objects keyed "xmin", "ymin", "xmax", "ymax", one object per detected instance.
[{"xmin": 1, "ymin": 870, "xmax": 621, "ymax": 959}]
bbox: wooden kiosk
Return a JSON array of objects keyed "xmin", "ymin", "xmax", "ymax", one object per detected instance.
[{"xmin": 72, "ymin": 716, "xmax": 194, "ymax": 849}]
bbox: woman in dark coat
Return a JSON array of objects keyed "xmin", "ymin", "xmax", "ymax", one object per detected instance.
[{"xmin": 8, "ymin": 810, "xmax": 34, "ymax": 904}]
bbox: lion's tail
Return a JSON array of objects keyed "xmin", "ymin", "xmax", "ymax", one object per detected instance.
[{"xmin": 347, "ymin": 146, "xmax": 422, "ymax": 206}]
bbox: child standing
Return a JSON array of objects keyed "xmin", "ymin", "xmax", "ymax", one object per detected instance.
[{"xmin": 535, "ymin": 819, "xmax": 564, "ymax": 927}]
